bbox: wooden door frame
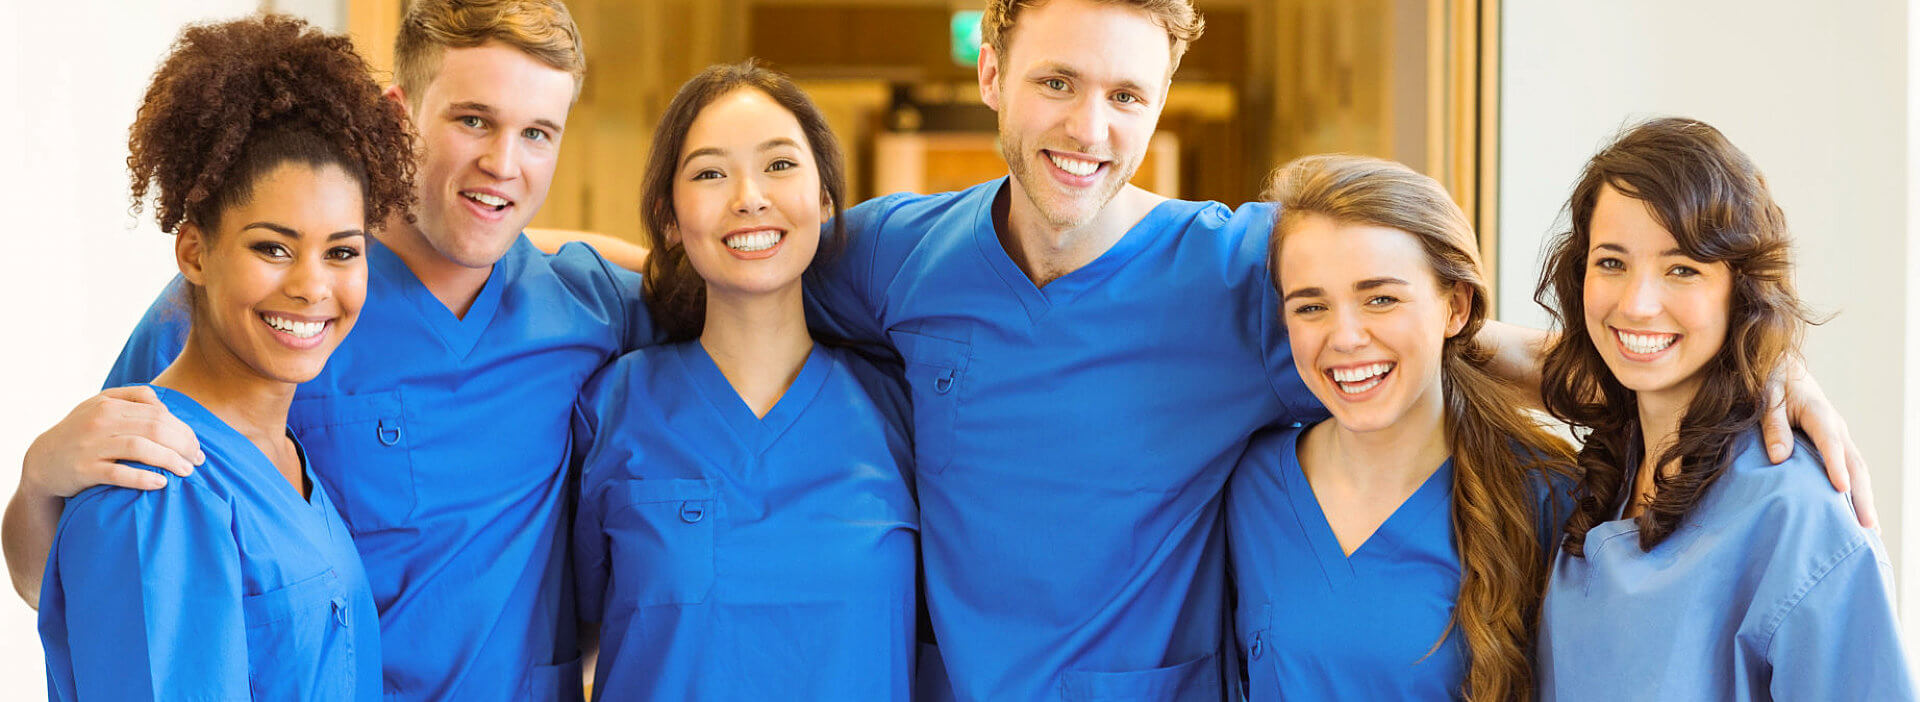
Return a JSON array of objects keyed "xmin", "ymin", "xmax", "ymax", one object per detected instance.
[{"xmin": 1428, "ymin": 0, "xmax": 1502, "ymax": 313}]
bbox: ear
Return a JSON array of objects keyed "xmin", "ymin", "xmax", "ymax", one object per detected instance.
[
  {"xmin": 1444, "ymin": 281, "xmax": 1473, "ymax": 338},
  {"xmin": 176, "ymin": 223, "xmax": 209, "ymax": 286},
  {"xmin": 383, "ymin": 85, "xmax": 414, "ymax": 120},
  {"xmin": 977, "ymin": 44, "xmax": 1003, "ymax": 112}
]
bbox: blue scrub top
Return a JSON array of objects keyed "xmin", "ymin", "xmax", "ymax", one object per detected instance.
[
  {"xmin": 39, "ymin": 385, "xmax": 381, "ymax": 701},
  {"xmin": 572, "ymin": 341, "xmax": 918, "ymax": 700},
  {"xmin": 105, "ymin": 236, "xmax": 652, "ymax": 701},
  {"xmin": 1226, "ymin": 424, "xmax": 1572, "ymax": 700},
  {"xmin": 1539, "ymin": 430, "xmax": 1914, "ymax": 700},
  {"xmin": 804, "ymin": 179, "xmax": 1321, "ymax": 701}
]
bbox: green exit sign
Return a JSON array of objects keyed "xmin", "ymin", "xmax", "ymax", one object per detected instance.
[{"xmin": 951, "ymin": 11, "xmax": 983, "ymax": 67}]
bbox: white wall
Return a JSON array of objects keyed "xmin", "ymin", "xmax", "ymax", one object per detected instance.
[
  {"xmin": 0, "ymin": 1, "xmax": 262, "ymax": 698},
  {"xmin": 1499, "ymin": 0, "xmax": 1916, "ymax": 649}
]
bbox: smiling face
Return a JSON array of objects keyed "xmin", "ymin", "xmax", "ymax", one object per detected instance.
[
  {"xmin": 399, "ymin": 42, "xmax": 575, "ymax": 269},
  {"xmin": 978, "ymin": 0, "xmax": 1171, "ymax": 230},
  {"xmin": 178, "ymin": 162, "xmax": 368, "ymax": 386},
  {"xmin": 670, "ymin": 88, "xmax": 825, "ymax": 303},
  {"xmin": 1582, "ymin": 183, "xmax": 1733, "ymax": 409},
  {"xmin": 1278, "ymin": 214, "xmax": 1469, "ymax": 433}
]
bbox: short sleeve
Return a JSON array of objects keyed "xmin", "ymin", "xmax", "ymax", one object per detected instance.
[
  {"xmin": 1764, "ymin": 539, "xmax": 1915, "ymax": 699},
  {"xmin": 547, "ymin": 240, "xmax": 658, "ymax": 353},
  {"xmin": 1237, "ymin": 202, "xmax": 1323, "ymax": 426},
  {"xmin": 103, "ymin": 277, "xmax": 192, "ymax": 388},
  {"xmin": 569, "ymin": 359, "xmax": 628, "ymax": 623},
  {"xmin": 804, "ymin": 194, "xmax": 914, "ymax": 354},
  {"xmin": 40, "ymin": 475, "xmax": 249, "ymax": 700}
]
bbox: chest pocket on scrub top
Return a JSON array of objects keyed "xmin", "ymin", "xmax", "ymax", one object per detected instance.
[
  {"xmin": 242, "ymin": 569, "xmax": 356, "ymax": 699},
  {"xmin": 608, "ymin": 478, "xmax": 716, "ymax": 606},
  {"xmin": 887, "ymin": 330, "xmax": 970, "ymax": 475},
  {"xmin": 288, "ymin": 390, "xmax": 414, "ymax": 531}
]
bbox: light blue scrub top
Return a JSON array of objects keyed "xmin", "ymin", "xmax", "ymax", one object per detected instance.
[
  {"xmin": 1539, "ymin": 430, "xmax": 1914, "ymax": 700},
  {"xmin": 39, "ymin": 385, "xmax": 381, "ymax": 701},
  {"xmin": 1226, "ymin": 424, "xmax": 1572, "ymax": 700},
  {"xmin": 105, "ymin": 236, "xmax": 652, "ymax": 701},
  {"xmin": 572, "ymin": 341, "xmax": 918, "ymax": 700},
  {"xmin": 804, "ymin": 179, "xmax": 1321, "ymax": 701}
]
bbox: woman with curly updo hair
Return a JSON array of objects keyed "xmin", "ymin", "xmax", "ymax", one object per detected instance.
[
  {"xmin": 1534, "ymin": 118, "xmax": 1911, "ymax": 699},
  {"xmin": 37, "ymin": 14, "xmax": 411, "ymax": 701}
]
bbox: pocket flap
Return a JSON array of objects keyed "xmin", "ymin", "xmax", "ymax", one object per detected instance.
[{"xmin": 1060, "ymin": 651, "xmax": 1221, "ymax": 701}]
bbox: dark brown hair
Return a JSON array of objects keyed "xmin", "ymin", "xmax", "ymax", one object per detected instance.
[
  {"xmin": 1266, "ymin": 154, "xmax": 1576, "ymax": 701},
  {"xmin": 1536, "ymin": 117, "xmax": 1813, "ymax": 556},
  {"xmin": 128, "ymin": 13, "xmax": 415, "ymax": 235},
  {"xmin": 639, "ymin": 60, "xmax": 848, "ymax": 342},
  {"xmin": 393, "ymin": 0, "xmax": 586, "ymax": 105}
]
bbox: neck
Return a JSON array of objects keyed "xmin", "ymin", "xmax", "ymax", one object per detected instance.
[
  {"xmin": 1309, "ymin": 387, "xmax": 1452, "ymax": 494},
  {"xmin": 375, "ymin": 211, "xmax": 494, "ymax": 318},
  {"xmin": 150, "ymin": 332, "xmax": 295, "ymax": 444},
  {"xmin": 994, "ymin": 180, "xmax": 1164, "ymax": 286},
  {"xmin": 698, "ymin": 283, "xmax": 813, "ymax": 419}
]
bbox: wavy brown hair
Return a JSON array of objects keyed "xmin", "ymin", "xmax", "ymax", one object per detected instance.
[
  {"xmin": 1536, "ymin": 117, "xmax": 1813, "ymax": 556},
  {"xmin": 983, "ymin": 0, "xmax": 1205, "ymax": 73},
  {"xmin": 128, "ymin": 13, "xmax": 415, "ymax": 235},
  {"xmin": 639, "ymin": 60, "xmax": 848, "ymax": 343},
  {"xmin": 1266, "ymin": 154, "xmax": 1575, "ymax": 701}
]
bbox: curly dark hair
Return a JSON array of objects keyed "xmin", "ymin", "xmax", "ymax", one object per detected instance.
[
  {"xmin": 128, "ymin": 13, "xmax": 415, "ymax": 235},
  {"xmin": 1536, "ymin": 117, "xmax": 1816, "ymax": 557}
]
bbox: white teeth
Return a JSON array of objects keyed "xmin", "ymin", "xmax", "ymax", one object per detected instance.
[
  {"xmin": 1047, "ymin": 152, "xmax": 1100, "ymax": 177},
  {"xmin": 1616, "ymin": 330, "xmax": 1678, "ymax": 355},
  {"xmin": 463, "ymin": 191, "xmax": 508, "ymax": 207},
  {"xmin": 263, "ymin": 315, "xmax": 325, "ymax": 339},
  {"xmin": 1331, "ymin": 362, "xmax": 1394, "ymax": 383},
  {"xmin": 725, "ymin": 230, "xmax": 782, "ymax": 252}
]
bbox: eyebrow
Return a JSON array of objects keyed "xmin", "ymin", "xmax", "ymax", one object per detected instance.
[
  {"xmin": 241, "ymin": 222, "xmax": 366, "ymax": 240},
  {"xmin": 1281, "ymin": 277, "xmax": 1409, "ymax": 302},
  {"xmin": 1037, "ymin": 63, "xmax": 1151, "ymax": 97},
  {"xmin": 680, "ymin": 138, "xmax": 804, "ymax": 168},
  {"xmin": 1592, "ymin": 243, "xmax": 1687, "ymax": 256},
  {"xmin": 448, "ymin": 101, "xmax": 564, "ymax": 136}
]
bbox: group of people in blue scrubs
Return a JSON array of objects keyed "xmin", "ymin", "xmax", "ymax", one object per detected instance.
[{"xmin": 8, "ymin": 0, "xmax": 1911, "ymax": 701}]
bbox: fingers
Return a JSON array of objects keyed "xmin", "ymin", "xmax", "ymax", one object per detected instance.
[
  {"xmin": 100, "ymin": 463, "xmax": 170, "ymax": 492},
  {"xmin": 1761, "ymin": 386, "xmax": 1793, "ymax": 464},
  {"xmin": 116, "ymin": 435, "xmax": 196, "ymax": 480},
  {"xmin": 1809, "ymin": 419, "xmax": 1851, "ymax": 494},
  {"xmin": 93, "ymin": 391, "xmax": 204, "ymax": 469},
  {"xmin": 1846, "ymin": 449, "xmax": 1880, "ymax": 532}
]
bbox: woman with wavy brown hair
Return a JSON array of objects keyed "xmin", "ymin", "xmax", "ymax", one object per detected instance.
[
  {"xmin": 1228, "ymin": 154, "xmax": 1575, "ymax": 700},
  {"xmin": 1534, "ymin": 117, "xmax": 1911, "ymax": 699},
  {"xmin": 36, "ymin": 14, "xmax": 413, "ymax": 701}
]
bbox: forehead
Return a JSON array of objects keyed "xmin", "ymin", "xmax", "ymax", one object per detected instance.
[
  {"xmin": 682, "ymin": 89, "xmax": 809, "ymax": 156},
  {"xmin": 224, "ymin": 163, "xmax": 366, "ymax": 230},
  {"xmin": 1589, "ymin": 184, "xmax": 1680, "ymax": 251},
  {"xmin": 419, "ymin": 43, "xmax": 574, "ymax": 118},
  {"xmin": 1279, "ymin": 216, "xmax": 1436, "ymax": 287},
  {"xmin": 1003, "ymin": 0, "xmax": 1174, "ymax": 85}
]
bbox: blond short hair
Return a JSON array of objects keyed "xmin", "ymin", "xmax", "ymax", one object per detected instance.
[
  {"xmin": 393, "ymin": 0, "xmax": 586, "ymax": 103},
  {"xmin": 981, "ymin": 0, "xmax": 1204, "ymax": 73}
]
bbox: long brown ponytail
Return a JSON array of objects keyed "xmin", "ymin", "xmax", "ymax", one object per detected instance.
[{"xmin": 1266, "ymin": 154, "xmax": 1576, "ymax": 701}]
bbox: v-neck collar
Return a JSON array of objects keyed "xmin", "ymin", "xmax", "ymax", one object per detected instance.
[
  {"xmin": 147, "ymin": 385, "xmax": 326, "ymax": 511},
  {"xmin": 971, "ymin": 178, "xmax": 1185, "ymax": 322},
  {"xmin": 1280, "ymin": 425, "xmax": 1454, "ymax": 587},
  {"xmin": 366, "ymin": 235, "xmax": 507, "ymax": 359},
  {"xmin": 673, "ymin": 341, "xmax": 831, "ymax": 456}
]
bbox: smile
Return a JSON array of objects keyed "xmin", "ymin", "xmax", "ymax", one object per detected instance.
[
  {"xmin": 724, "ymin": 230, "xmax": 783, "ymax": 252},
  {"xmin": 1044, "ymin": 150, "xmax": 1105, "ymax": 179},
  {"xmin": 1613, "ymin": 328, "xmax": 1679, "ymax": 356},
  {"xmin": 1327, "ymin": 361, "xmax": 1395, "ymax": 396},
  {"xmin": 261, "ymin": 313, "xmax": 325, "ymax": 339},
  {"xmin": 460, "ymin": 190, "xmax": 512, "ymax": 211}
]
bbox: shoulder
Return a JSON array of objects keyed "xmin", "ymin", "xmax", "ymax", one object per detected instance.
[
  {"xmin": 1234, "ymin": 423, "xmax": 1309, "ymax": 477},
  {"xmin": 1707, "ymin": 428, "xmax": 1875, "ymax": 576},
  {"xmin": 520, "ymin": 235, "xmax": 642, "ymax": 298},
  {"xmin": 581, "ymin": 344, "xmax": 680, "ymax": 414},
  {"xmin": 1713, "ymin": 429, "xmax": 1852, "ymax": 521},
  {"xmin": 60, "ymin": 467, "xmax": 229, "ymax": 542},
  {"xmin": 821, "ymin": 345, "xmax": 910, "ymax": 422}
]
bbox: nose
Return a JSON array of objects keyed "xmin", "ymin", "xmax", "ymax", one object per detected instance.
[
  {"xmin": 1619, "ymin": 271, "xmax": 1664, "ymax": 321},
  {"xmin": 1063, "ymin": 94, "xmax": 1109, "ymax": 150},
  {"xmin": 283, "ymin": 252, "xmax": 331, "ymax": 305},
  {"xmin": 732, "ymin": 174, "xmax": 770, "ymax": 215},
  {"xmin": 477, "ymin": 131, "xmax": 521, "ymax": 180},
  {"xmin": 1329, "ymin": 306, "xmax": 1370, "ymax": 352}
]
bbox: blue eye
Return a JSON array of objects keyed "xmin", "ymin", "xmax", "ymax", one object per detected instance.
[
  {"xmin": 522, "ymin": 127, "xmax": 549, "ymax": 142},
  {"xmin": 459, "ymin": 116, "xmax": 484, "ymax": 129},
  {"xmin": 1042, "ymin": 78, "xmax": 1069, "ymax": 92},
  {"xmin": 1113, "ymin": 92, "xmax": 1139, "ymax": 105},
  {"xmin": 1365, "ymin": 295, "xmax": 1400, "ymax": 307}
]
